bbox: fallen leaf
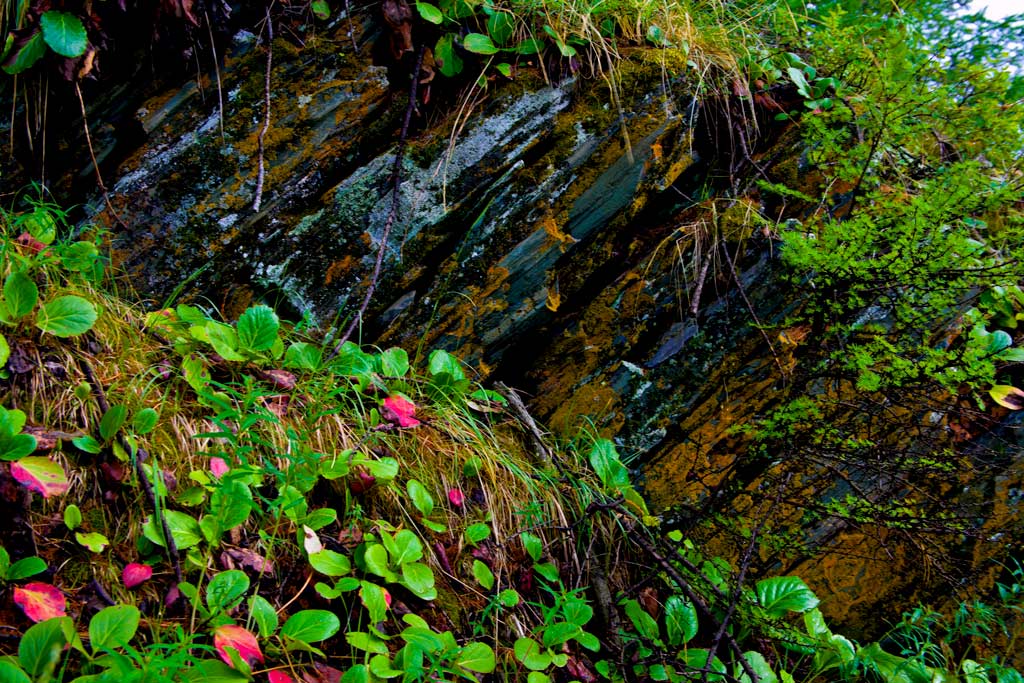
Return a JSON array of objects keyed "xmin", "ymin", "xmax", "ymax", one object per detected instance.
[
  {"xmin": 381, "ymin": 395, "xmax": 421, "ymax": 428},
  {"xmin": 302, "ymin": 662, "xmax": 342, "ymax": 683},
  {"xmin": 214, "ymin": 624, "xmax": 263, "ymax": 667},
  {"xmin": 123, "ymin": 563, "xmax": 153, "ymax": 589},
  {"xmin": 348, "ymin": 468, "xmax": 376, "ymax": 494},
  {"xmin": 13, "ymin": 582, "xmax": 67, "ymax": 622},
  {"xmin": 303, "ymin": 525, "xmax": 323, "ymax": 554},
  {"xmin": 447, "ymin": 488, "xmax": 464, "ymax": 508},
  {"xmin": 269, "ymin": 671, "xmax": 295, "ymax": 683},
  {"xmin": 16, "ymin": 232, "xmax": 47, "ymax": 254},
  {"xmin": 10, "ymin": 457, "xmax": 70, "ymax": 498},
  {"xmin": 260, "ymin": 369, "xmax": 297, "ymax": 391},
  {"xmin": 224, "ymin": 548, "xmax": 275, "ymax": 576}
]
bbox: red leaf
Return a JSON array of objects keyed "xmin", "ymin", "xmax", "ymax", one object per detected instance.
[
  {"xmin": 214, "ymin": 624, "xmax": 264, "ymax": 667},
  {"xmin": 269, "ymin": 672, "xmax": 295, "ymax": 683},
  {"xmin": 447, "ymin": 488, "xmax": 465, "ymax": 508},
  {"xmin": 16, "ymin": 232, "xmax": 47, "ymax": 254},
  {"xmin": 123, "ymin": 563, "xmax": 153, "ymax": 589},
  {"xmin": 10, "ymin": 457, "xmax": 70, "ymax": 498},
  {"xmin": 210, "ymin": 457, "xmax": 230, "ymax": 478},
  {"xmin": 381, "ymin": 395, "xmax": 421, "ymax": 428},
  {"xmin": 13, "ymin": 582, "xmax": 67, "ymax": 622}
]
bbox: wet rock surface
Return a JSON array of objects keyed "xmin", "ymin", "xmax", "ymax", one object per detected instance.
[{"xmin": 38, "ymin": 17, "xmax": 1023, "ymax": 640}]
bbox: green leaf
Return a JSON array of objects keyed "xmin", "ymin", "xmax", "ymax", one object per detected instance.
[
  {"xmin": 19, "ymin": 617, "xmax": 68, "ymax": 677},
  {"xmin": 180, "ymin": 659, "xmax": 250, "ymax": 682},
  {"xmin": 589, "ymin": 439, "xmax": 629, "ymax": 489},
  {"xmin": 40, "ymin": 11, "xmax": 88, "ymax": 57},
  {"xmin": 23, "ymin": 208, "xmax": 57, "ymax": 245},
  {"xmin": 282, "ymin": 609, "xmax": 340, "ymax": 643},
  {"xmin": 495, "ymin": 62, "xmax": 513, "ymax": 78},
  {"xmin": 347, "ymin": 631, "xmax": 389, "ymax": 654},
  {"xmin": 303, "ymin": 507, "xmax": 337, "ymax": 530},
  {"xmin": 89, "ymin": 605, "xmax": 139, "ymax": 652},
  {"xmin": 249, "ymin": 595, "xmax": 278, "ymax": 638},
  {"xmin": 487, "ymin": 12, "xmax": 514, "ymax": 45},
  {"xmin": 456, "ymin": 642, "xmax": 496, "ymax": 673},
  {"xmin": 498, "ymin": 588, "xmax": 520, "ymax": 607},
  {"xmin": 206, "ymin": 570, "xmax": 250, "ymax": 613},
  {"xmin": 359, "ymin": 581, "xmax": 389, "ymax": 623},
  {"xmin": 521, "ymin": 532, "xmax": 542, "ymax": 562},
  {"xmin": 0, "ymin": 660, "xmax": 30, "ymax": 683},
  {"xmin": 72, "ymin": 435, "xmax": 102, "ymax": 454},
  {"xmin": 465, "ymin": 522, "xmax": 491, "ymax": 544},
  {"xmin": 4, "ymin": 271, "xmax": 39, "ymax": 320},
  {"xmin": 205, "ymin": 321, "xmax": 245, "ymax": 361},
  {"xmin": 513, "ymin": 638, "xmax": 552, "ymax": 671},
  {"xmin": 680, "ymin": 650, "xmax": 726, "ymax": 681},
  {"xmin": 284, "ymin": 342, "xmax": 323, "ymax": 370},
  {"xmin": 310, "ymin": 549, "xmax": 352, "ymax": 577},
  {"xmin": 623, "ymin": 599, "xmax": 659, "ymax": 641},
  {"xmin": 366, "ymin": 457, "xmax": 399, "ymax": 480},
  {"xmin": 738, "ymin": 651, "xmax": 777, "ymax": 683},
  {"xmin": 36, "ymin": 295, "xmax": 97, "ymax": 337},
  {"xmin": 0, "ymin": 334, "xmax": 9, "ymax": 368},
  {"xmin": 75, "ymin": 531, "xmax": 109, "ymax": 553},
  {"xmin": 515, "ymin": 37, "xmax": 543, "ymax": 55},
  {"xmin": 142, "ymin": 510, "xmax": 202, "ymax": 550},
  {"xmin": 563, "ymin": 599, "xmax": 593, "ymax": 627},
  {"xmin": 665, "ymin": 595, "xmax": 698, "ymax": 645},
  {"xmin": 533, "ymin": 562, "xmax": 559, "ymax": 583},
  {"xmin": 541, "ymin": 622, "xmax": 580, "ymax": 648},
  {"xmin": 0, "ymin": 433, "xmax": 37, "ymax": 461},
  {"xmin": 435, "ymin": 33, "xmax": 463, "ymax": 77},
  {"xmin": 237, "ymin": 305, "xmax": 279, "ymax": 352},
  {"xmin": 380, "ymin": 347, "xmax": 409, "ymax": 377},
  {"xmin": 406, "ymin": 479, "xmax": 434, "ymax": 517},
  {"xmin": 311, "ymin": 0, "xmax": 331, "ymax": 19},
  {"xmin": 390, "ymin": 530, "xmax": 423, "ymax": 565},
  {"xmin": 210, "ymin": 481, "xmax": 253, "ymax": 530},
  {"xmin": 463, "ymin": 32, "xmax": 499, "ymax": 54},
  {"xmin": 2, "ymin": 32, "xmax": 46, "ymax": 75},
  {"xmin": 99, "ymin": 405, "xmax": 128, "ymax": 442},
  {"xmin": 472, "ymin": 560, "xmax": 494, "ymax": 589},
  {"xmin": 363, "ymin": 543, "xmax": 390, "ymax": 577},
  {"xmin": 756, "ymin": 576, "xmax": 820, "ymax": 618},
  {"xmin": 428, "ymin": 348, "xmax": 466, "ymax": 381},
  {"xmin": 132, "ymin": 408, "xmax": 159, "ymax": 435},
  {"xmin": 416, "ymin": 2, "xmax": 443, "ymax": 24},
  {"xmin": 400, "ymin": 562, "xmax": 437, "ymax": 599},
  {"xmin": 8, "ymin": 556, "xmax": 46, "ymax": 580}
]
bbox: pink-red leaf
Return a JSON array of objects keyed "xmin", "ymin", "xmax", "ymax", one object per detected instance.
[
  {"xmin": 210, "ymin": 457, "xmax": 230, "ymax": 478},
  {"xmin": 13, "ymin": 582, "xmax": 67, "ymax": 622},
  {"xmin": 122, "ymin": 563, "xmax": 153, "ymax": 589},
  {"xmin": 214, "ymin": 624, "xmax": 264, "ymax": 667},
  {"xmin": 447, "ymin": 488, "xmax": 465, "ymax": 508},
  {"xmin": 10, "ymin": 456, "xmax": 70, "ymax": 498},
  {"xmin": 269, "ymin": 670, "xmax": 295, "ymax": 683},
  {"xmin": 381, "ymin": 395, "xmax": 421, "ymax": 428}
]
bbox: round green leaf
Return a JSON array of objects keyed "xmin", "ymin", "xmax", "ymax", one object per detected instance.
[
  {"xmin": 665, "ymin": 595, "xmax": 698, "ymax": 645},
  {"xmin": 310, "ymin": 549, "xmax": 352, "ymax": 577},
  {"xmin": 19, "ymin": 617, "xmax": 68, "ymax": 677},
  {"xmin": 8, "ymin": 556, "xmax": 47, "ymax": 581},
  {"xmin": 89, "ymin": 605, "xmax": 140, "ymax": 652},
  {"xmin": 456, "ymin": 642, "xmax": 496, "ymax": 673},
  {"xmin": 756, "ymin": 576, "xmax": 820, "ymax": 618},
  {"xmin": 132, "ymin": 408, "xmax": 159, "ymax": 435},
  {"xmin": 0, "ymin": 660, "xmax": 31, "ymax": 683},
  {"xmin": 39, "ymin": 11, "xmax": 88, "ymax": 58},
  {"xmin": 5, "ymin": 271, "xmax": 39, "ymax": 320},
  {"xmin": 463, "ymin": 32, "xmax": 499, "ymax": 54},
  {"xmin": 249, "ymin": 595, "xmax": 279, "ymax": 638},
  {"xmin": 206, "ymin": 570, "xmax": 250, "ymax": 613},
  {"xmin": 75, "ymin": 531, "xmax": 109, "ymax": 553},
  {"xmin": 237, "ymin": 305, "xmax": 279, "ymax": 352},
  {"xmin": 513, "ymin": 638, "xmax": 552, "ymax": 671},
  {"xmin": 416, "ymin": 2, "xmax": 443, "ymax": 24},
  {"xmin": 36, "ymin": 295, "xmax": 97, "ymax": 337},
  {"xmin": 281, "ymin": 609, "xmax": 340, "ymax": 643}
]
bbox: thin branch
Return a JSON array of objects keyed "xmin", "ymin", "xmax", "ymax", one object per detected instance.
[
  {"xmin": 253, "ymin": 5, "xmax": 274, "ymax": 213},
  {"xmin": 74, "ymin": 83, "xmax": 129, "ymax": 230},
  {"xmin": 720, "ymin": 240, "xmax": 785, "ymax": 379},
  {"xmin": 80, "ymin": 359, "xmax": 183, "ymax": 585},
  {"xmin": 330, "ymin": 45, "xmax": 426, "ymax": 352},
  {"xmin": 494, "ymin": 381, "xmax": 553, "ymax": 467},
  {"xmin": 205, "ymin": 12, "xmax": 225, "ymax": 143}
]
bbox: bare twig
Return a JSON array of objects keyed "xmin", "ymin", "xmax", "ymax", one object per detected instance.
[
  {"xmin": 331, "ymin": 45, "xmax": 426, "ymax": 352},
  {"xmin": 80, "ymin": 359, "xmax": 183, "ymax": 585},
  {"xmin": 343, "ymin": 0, "xmax": 359, "ymax": 53},
  {"xmin": 720, "ymin": 240, "xmax": 785, "ymax": 379},
  {"xmin": 253, "ymin": 5, "xmax": 274, "ymax": 213},
  {"xmin": 206, "ymin": 12, "xmax": 225, "ymax": 143},
  {"xmin": 494, "ymin": 381, "xmax": 553, "ymax": 467},
  {"xmin": 74, "ymin": 83, "xmax": 129, "ymax": 230}
]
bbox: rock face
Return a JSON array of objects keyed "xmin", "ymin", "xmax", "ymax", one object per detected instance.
[{"xmin": 65, "ymin": 15, "xmax": 1023, "ymax": 639}]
